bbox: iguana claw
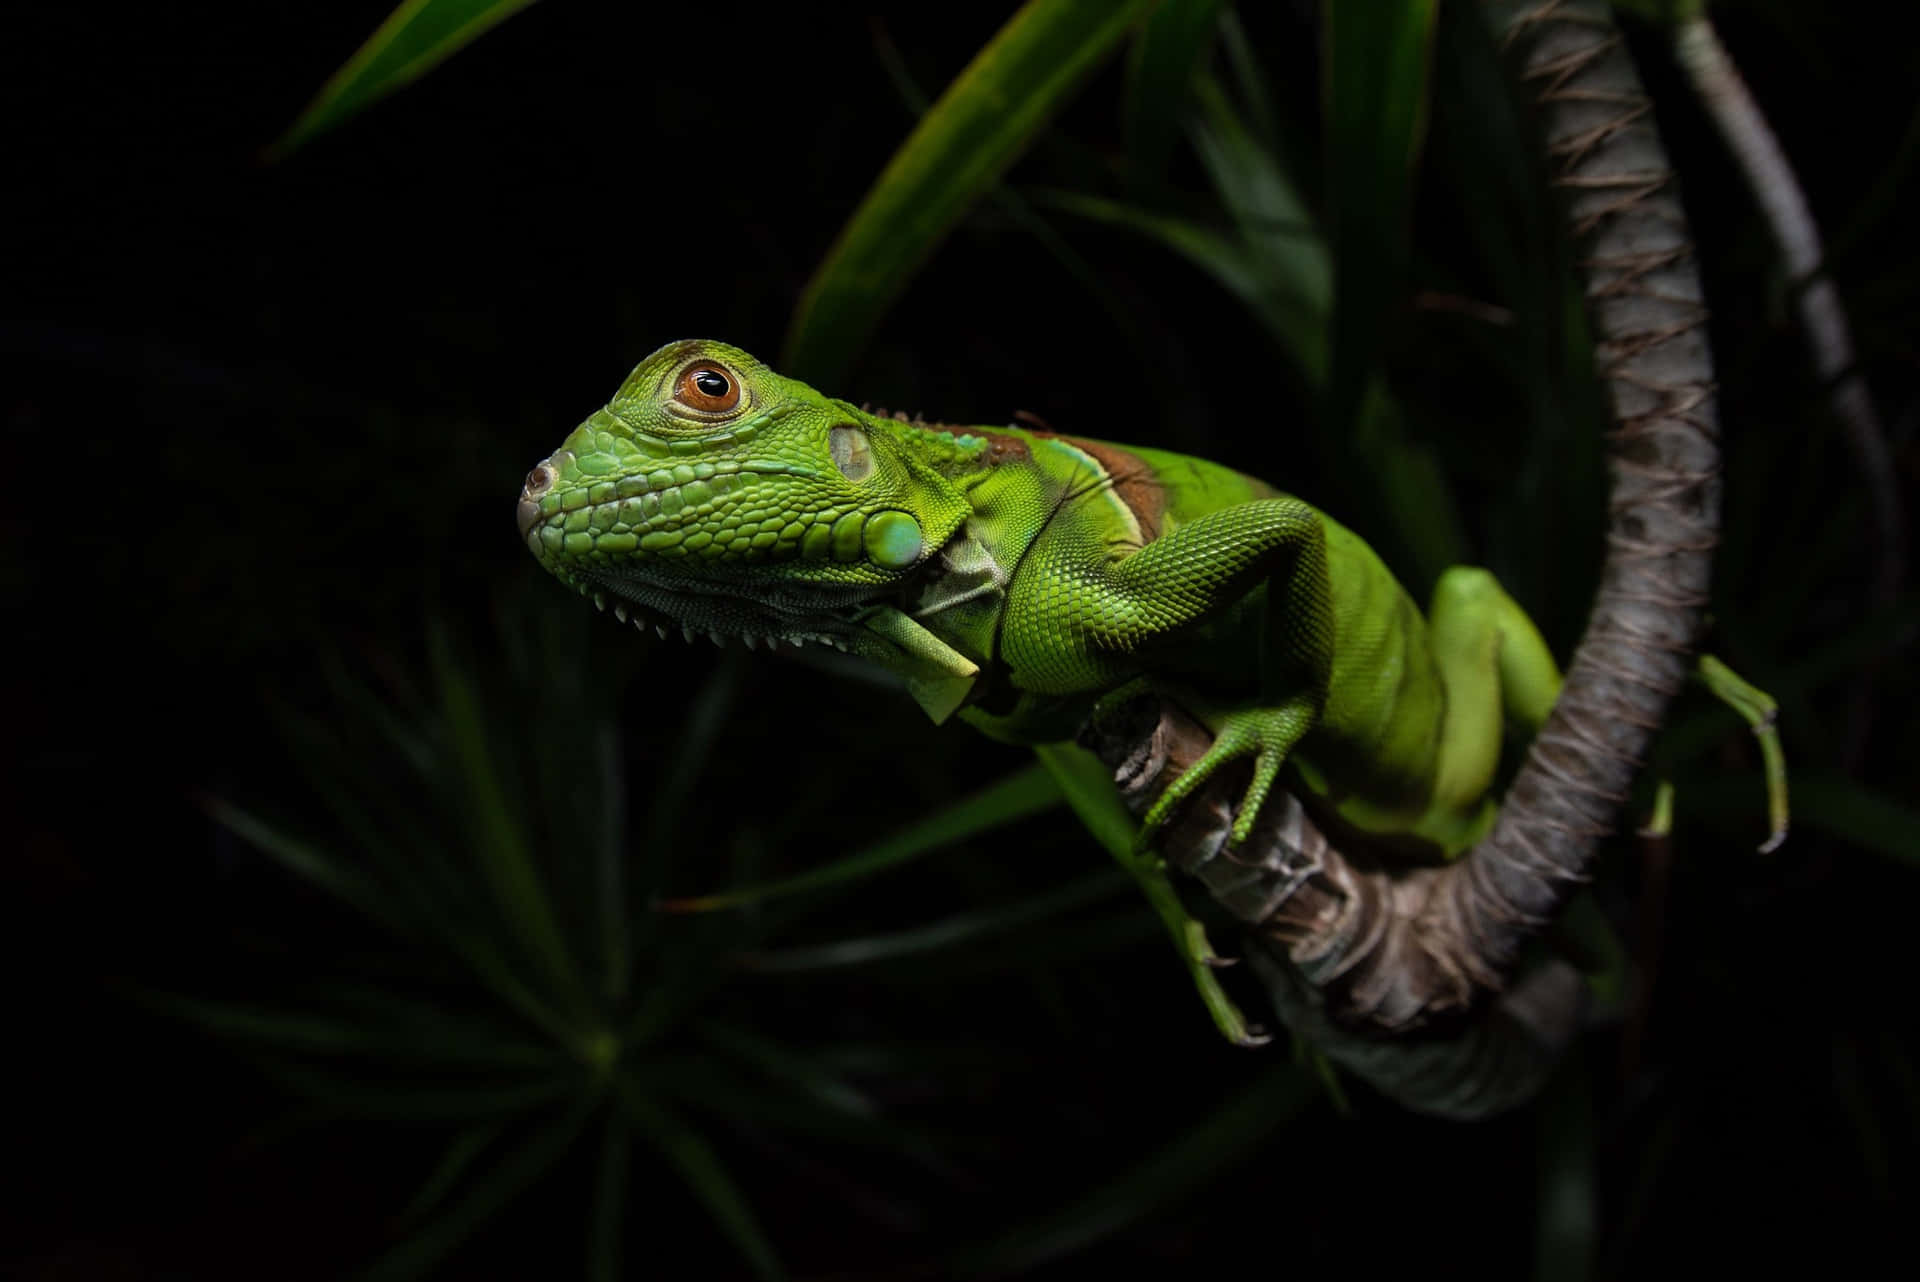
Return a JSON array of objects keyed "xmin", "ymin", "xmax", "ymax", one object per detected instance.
[{"xmin": 1136, "ymin": 701, "xmax": 1315, "ymax": 851}]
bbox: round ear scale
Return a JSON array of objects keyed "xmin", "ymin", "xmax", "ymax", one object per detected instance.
[{"xmin": 674, "ymin": 362, "xmax": 741, "ymax": 414}]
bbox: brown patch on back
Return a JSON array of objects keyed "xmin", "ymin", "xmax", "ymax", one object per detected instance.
[{"xmin": 1059, "ymin": 436, "xmax": 1166, "ymax": 543}]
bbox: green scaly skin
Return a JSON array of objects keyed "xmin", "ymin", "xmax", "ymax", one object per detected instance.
[{"xmin": 519, "ymin": 340, "xmax": 1564, "ymax": 861}]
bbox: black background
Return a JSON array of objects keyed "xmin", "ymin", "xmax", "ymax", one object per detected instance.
[{"xmin": 8, "ymin": 3, "xmax": 1917, "ymax": 1279}]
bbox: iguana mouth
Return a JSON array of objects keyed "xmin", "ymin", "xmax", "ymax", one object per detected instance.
[{"xmin": 571, "ymin": 565, "xmax": 886, "ymax": 653}]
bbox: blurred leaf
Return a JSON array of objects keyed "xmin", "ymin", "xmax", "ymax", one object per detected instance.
[
  {"xmin": 588, "ymin": 1105, "xmax": 630, "ymax": 1282},
  {"xmin": 217, "ymin": 704, "xmax": 581, "ymax": 1047},
  {"xmin": 738, "ymin": 868, "xmax": 1127, "ymax": 972},
  {"xmin": 659, "ymin": 761, "xmax": 1060, "ymax": 911},
  {"xmin": 641, "ymin": 652, "xmax": 744, "ymax": 872},
  {"xmin": 784, "ymin": 0, "xmax": 1156, "ymax": 384},
  {"xmin": 1214, "ymin": 7, "xmax": 1279, "ymax": 151},
  {"xmin": 357, "ymin": 1098, "xmax": 597, "ymax": 1282},
  {"xmin": 1533, "ymin": 1055, "xmax": 1596, "ymax": 1282},
  {"xmin": 1322, "ymin": 0, "xmax": 1438, "ymax": 435},
  {"xmin": 1195, "ymin": 69, "xmax": 1465, "ymax": 580},
  {"xmin": 1347, "ymin": 381, "xmax": 1468, "ymax": 584},
  {"xmin": 1188, "ymin": 75, "xmax": 1331, "ymax": 370},
  {"xmin": 1124, "ymin": 0, "xmax": 1231, "ymax": 181},
  {"xmin": 148, "ymin": 993, "xmax": 557, "ymax": 1070},
  {"xmin": 868, "ymin": 20, "xmax": 1190, "ymax": 426},
  {"xmin": 203, "ymin": 796, "xmax": 402, "ymax": 931},
  {"xmin": 701, "ymin": 1024, "xmax": 880, "ymax": 1120},
  {"xmin": 429, "ymin": 621, "xmax": 585, "ymax": 1008},
  {"xmin": 1792, "ymin": 773, "xmax": 1920, "ymax": 865},
  {"xmin": 644, "ymin": 1056, "xmax": 926, "ymax": 1152},
  {"xmin": 953, "ymin": 1071, "xmax": 1314, "ymax": 1275},
  {"xmin": 270, "ymin": 0, "xmax": 540, "ymax": 158},
  {"xmin": 1036, "ymin": 187, "xmax": 1323, "ymax": 363},
  {"xmin": 398, "ymin": 1125, "xmax": 503, "ymax": 1226},
  {"xmin": 256, "ymin": 1058, "xmax": 576, "ymax": 1122},
  {"xmin": 620, "ymin": 1081, "xmax": 785, "ymax": 1281}
]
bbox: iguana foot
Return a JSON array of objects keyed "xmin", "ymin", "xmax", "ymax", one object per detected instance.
[
  {"xmin": 1694, "ymin": 654, "xmax": 1789, "ymax": 852},
  {"xmin": 1137, "ymin": 700, "xmax": 1316, "ymax": 852}
]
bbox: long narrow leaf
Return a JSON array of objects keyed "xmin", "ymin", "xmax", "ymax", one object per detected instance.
[
  {"xmin": 397, "ymin": 1124, "xmax": 503, "ymax": 1226},
  {"xmin": 356, "ymin": 1098, "xmax": 597, "ymax": 1282},
  {"xmin": 1533, "ymin": 1056, "xmax": 1596, "ymax": 1282},
  {"xmin": 1189, "ymin": 75, "xmax": 1332, "ymax": 359},
  {"xmin": 1322, "ymin": 0, "xmax": 1439, "ymax": 435},
  {"xmin": 270, "ymin": 0, "xmax": 540, "ymax": 158},
  {"xmin": 658, "ymin": 762, "xmax": 1060, "ymax": 912},
  {"xmin": 203, "ymin": 797, "xmax": 404, "ymax": 932},
  {"xmin": 1124, "ymin": 0, "xmax": 1231, "ymax": 181},
  {"xmin": 588, "ymin": 1105, "xmax": 630, "ymax": 1282},
  {"xmin": 429, "ymin": 623, "xmax": 584, "ymax": 1007},
  {"xmin": 257, "ymin": 1059, "xmax": 576, "ymax": 1123},
  {"xmin": 1791, "ymin": 773, "xmax": 1920, "ymax": 865},
  {"xmin": 619, "ymin": 1082, "xmax": 785, "ymax": 1281},
  {"xmin": 953, "ymin": 1072, "xmax": 1315, "ymax": 1275},
  {"xmin": 1035, "ymin": 188, "xmax": 1324, "ymax": 365},
  {"xmin": 738, "ymin": 869, "xmax": 1128, "ymax": 972},
  {"xmin": 1033, "ymin": 744, "xmax": 1264, "ymax": 1045},
  {"xmin": 784, "ymin": 0, "xmax": 1156, "ymax": 383},
  {"xmin": 145, "ymin": 994, "xmax": 557, "ymax": 1070}
]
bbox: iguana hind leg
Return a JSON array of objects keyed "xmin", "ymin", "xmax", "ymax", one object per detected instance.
[{"xmin": 1424, "ymin": 567, "xmax": 1564, "ymax": 822}]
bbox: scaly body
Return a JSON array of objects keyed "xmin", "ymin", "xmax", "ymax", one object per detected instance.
[{"xmin": 519, "ymin": 341, "xmax": 1562, "ymax": 858}]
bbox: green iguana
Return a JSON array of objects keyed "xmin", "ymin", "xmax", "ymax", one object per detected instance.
[{"xmin": 518, "ymin": 340, "xmax": 1565, "ymax": 862}]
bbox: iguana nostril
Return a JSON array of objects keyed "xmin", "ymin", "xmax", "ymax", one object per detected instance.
[{"xmin": 517, "ymin": 464, "xmax": 556, "ymax": 538}]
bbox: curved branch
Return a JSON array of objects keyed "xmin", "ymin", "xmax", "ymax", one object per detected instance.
[
  {"xmin": 1673, "ymin": 14, "xmax": 1903, "ymax": 766},
  {"xmin": 1083, "ymin": 0, "xmax": 1723, "ymax": 1116}
]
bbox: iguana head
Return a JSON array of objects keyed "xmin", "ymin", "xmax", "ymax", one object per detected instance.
[{"xmin": 518, "ymin": 340, "xmax": 982, "ymax": 714}]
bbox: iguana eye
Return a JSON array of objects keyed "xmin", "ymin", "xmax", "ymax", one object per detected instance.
[{"xmin": 674, "ymin": 364, "xmax": 740, "ymax": 414}]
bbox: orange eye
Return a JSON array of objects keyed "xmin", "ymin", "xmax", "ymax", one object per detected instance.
[{"xmin": 675, "ymin": 364, "xmax": 740, "ymax": 414}]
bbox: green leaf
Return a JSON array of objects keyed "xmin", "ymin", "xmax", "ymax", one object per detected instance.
[
  {"xmin": 1123, "ymin": 0, "xmax": 1231, "ymax": 181},
  {"xmin": 699, "ymin": 1025, "xmax": 880, "ymax": 1120},
  {"xmin": 1322, "ymin": 0, "xmax": 1439, "ymax": 436},
  {"xmin": 429, "ymin": 622, "xmax": 585, "ymax": 1008},
  {"xmin": 397, "ymin": 1125, "xmax": 502, "ymax": 1226},
  {"xmin": 1030, "ymin": 743, "xmax": 1136, "ymax": 861},
  {"xmin": 783, "ymin": 0, "xmax": 1157, "ymax": 384},
  {"xmin": 202, "ymin": 797, "xmax": 402, "ymax": 931},
  {"xmin": 737, "ymin": 869, "xmax": 1127, "ymax": 973},
  {"xmin": 619, "ymin": 1082, "xmax": 785, "ymax": 1281},
  {"xmin": 1188, "ymin": 76, "xmax": 1332, "ymax": 370},
  {"xmin": 356, "ymin": 1099, "xmax": 597, "ymax": 1282},
  {"xmin": 1035, "ymin": 187, "xmax": 1323, "ymax": 364},
  {"xmin": 269, "ymin": 0, "xmax": 540, "ymax": 159},
  {"xmin": 658, "ymin": 762, "xmax": 1060, "ymax": 912},
  {"xmin": 953, "ymin": 1072, "xmax": 1314, "ymax": 1274},
  {"xmin": 1792, "ymin": 773, "xmax": 1920, "ymax": 866},
  {"xmin": 588, "ymin": 1105, "xmax": 630, "ymax": 1282},
  {"xmin": 256, "ymin": 1058, "xmax": 577, "ymax": 1122},
  {"xmin": 1032, "ymin": 744, "xmax": 1263, "ymax": 1046},
  {"xmin": 145, "ymin": 993, "xmax": 557, "ymax": 1070},
  {"xmin": 1533, "ymin": 1055, "xmax": 1596, "ymax": 1282}
]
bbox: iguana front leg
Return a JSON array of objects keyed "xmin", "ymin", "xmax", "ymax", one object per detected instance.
[{"xmin": 1011, "ymin": 498, "xmax": 1336, "ymax": 851}]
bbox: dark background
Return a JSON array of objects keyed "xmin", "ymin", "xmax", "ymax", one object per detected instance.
[{"xmin": 7, "ymin": 3, "xmax": 1917, "ymax": 1279}]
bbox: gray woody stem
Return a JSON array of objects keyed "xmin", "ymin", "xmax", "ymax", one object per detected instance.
[
  {"xmin": 1673, "ymin": 14, "xmax": 1902, "ymax": 762},
  {"xmin": 1084, "ymin": 1, "xmax": 1723, "ymax": 1116}
]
